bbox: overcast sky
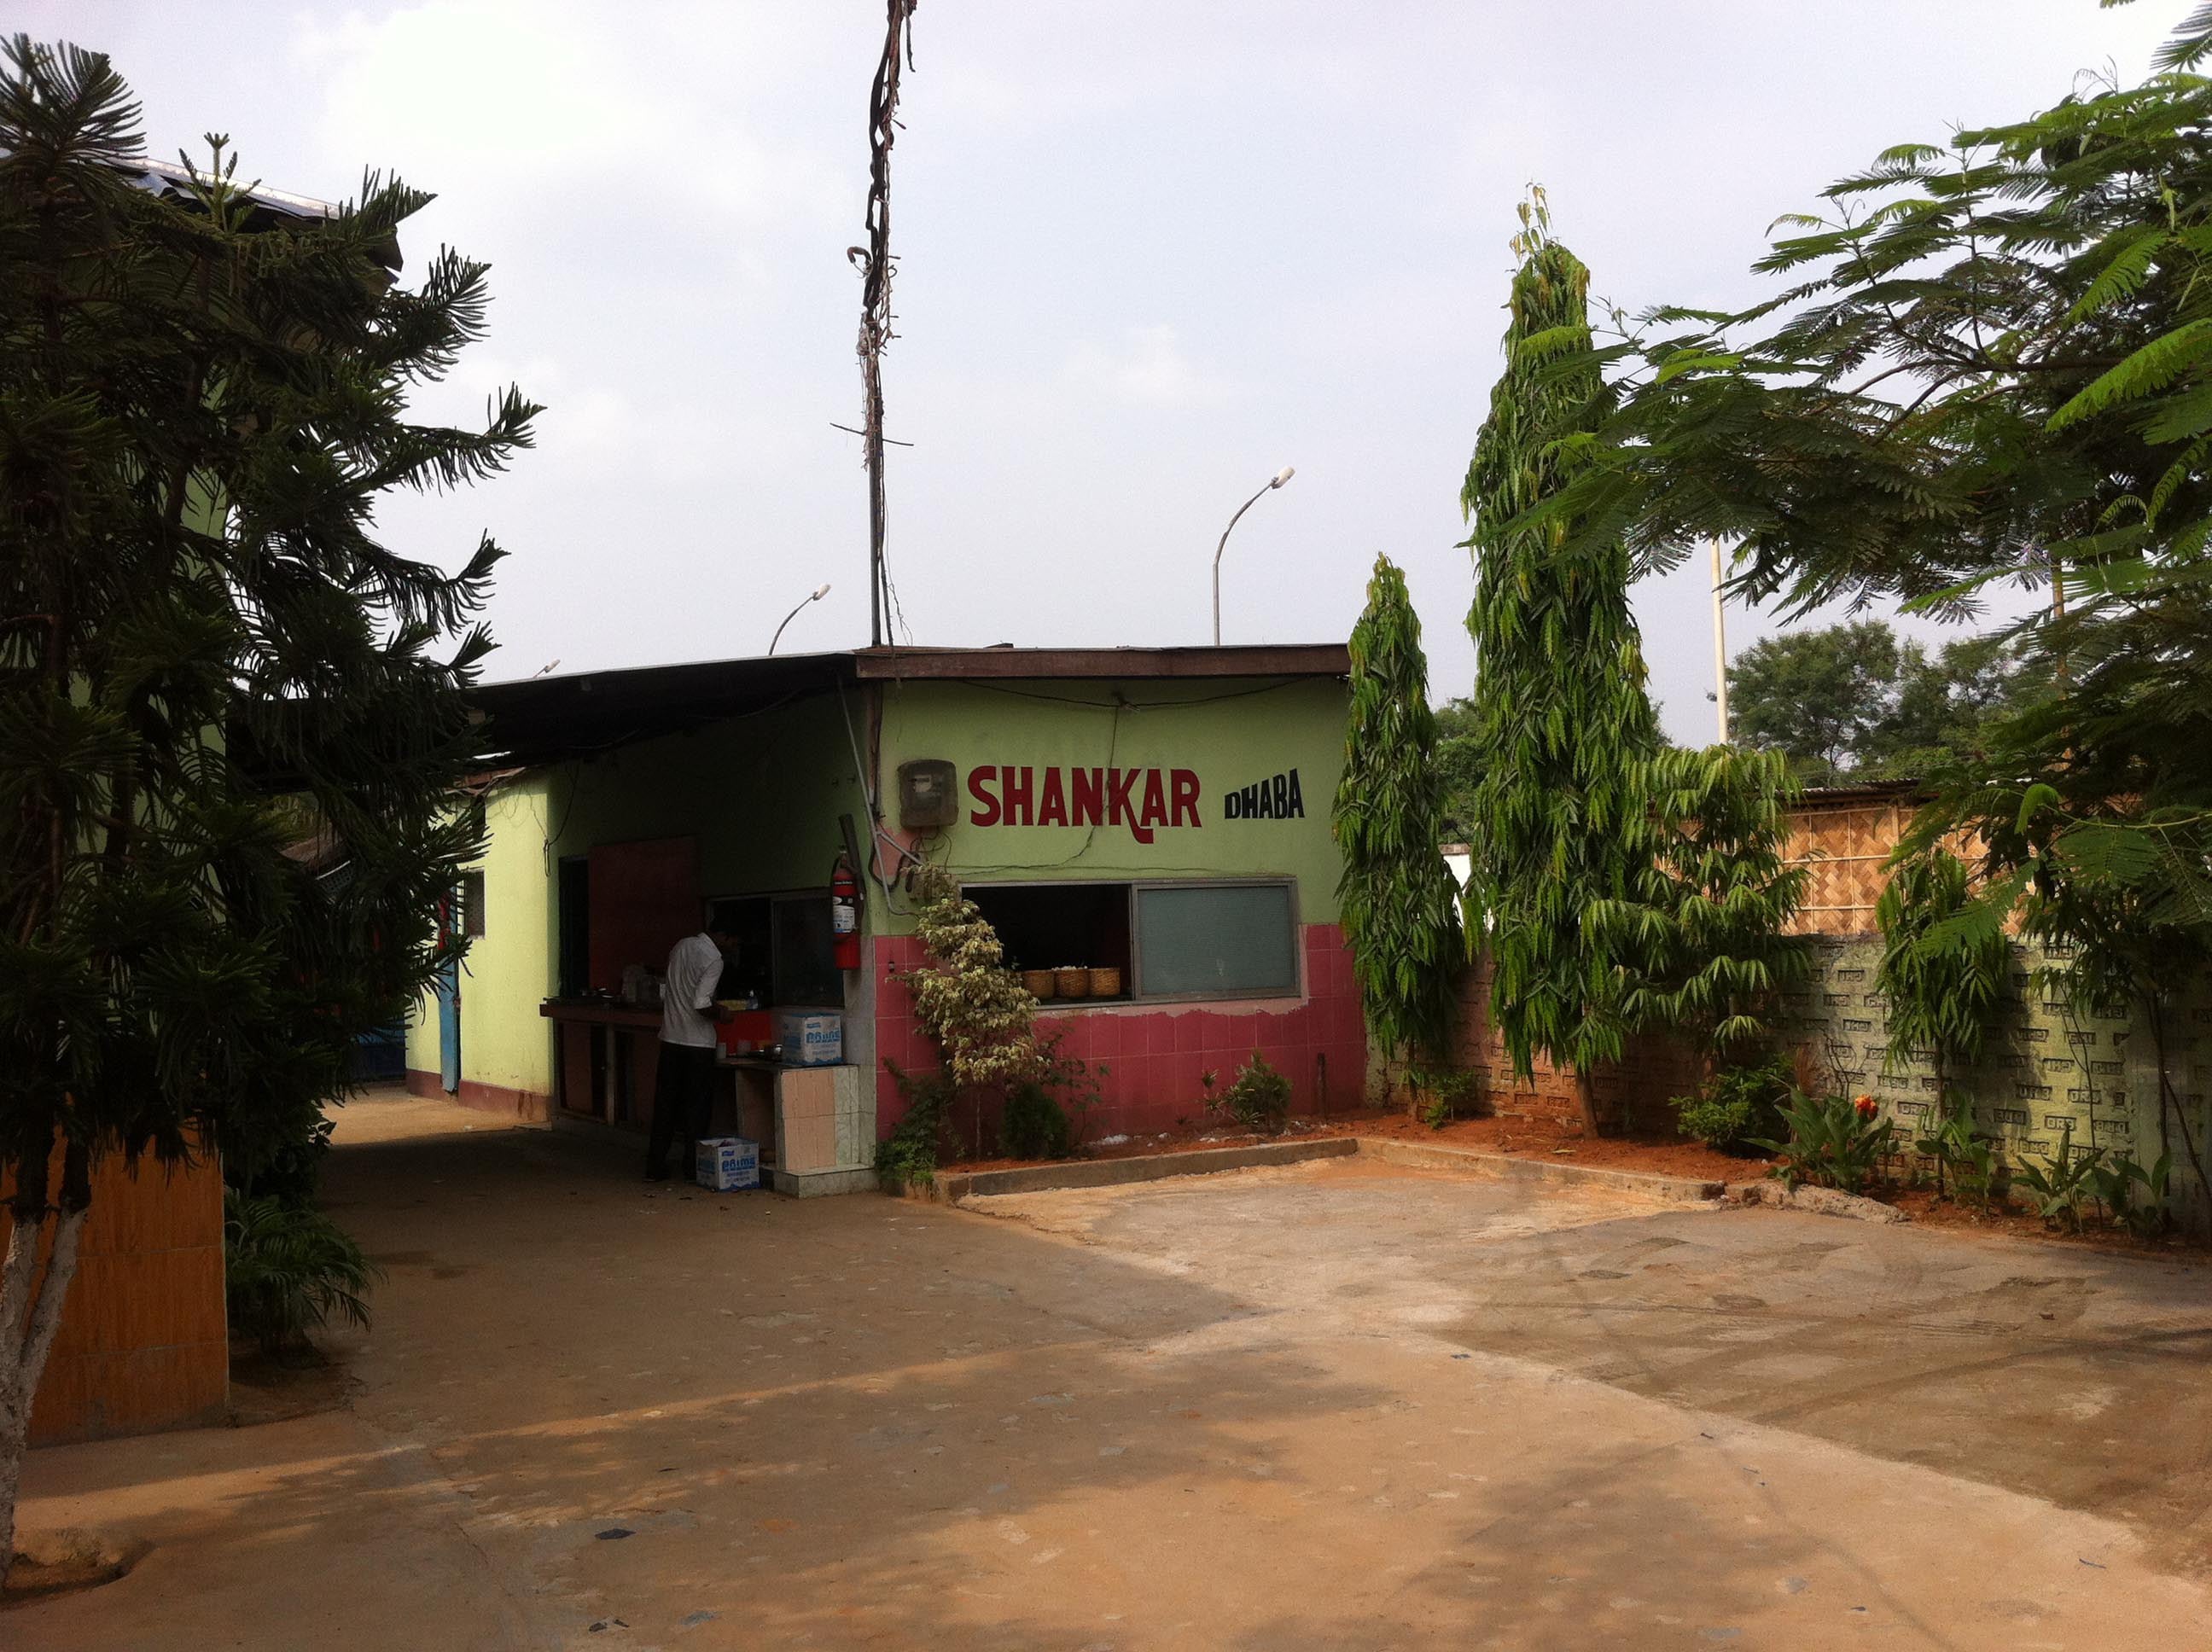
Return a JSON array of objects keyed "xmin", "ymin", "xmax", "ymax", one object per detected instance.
[{"xmin": 29, "ymin": 1, "xmax": 2184, "ymax": 740}]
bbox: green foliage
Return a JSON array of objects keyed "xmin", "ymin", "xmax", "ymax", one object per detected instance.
[
  {"xmin": 0, "ymin": 33, "xmax": 530, "ymax": 1545},
  {"xmin": 0, "ymin": 37, "xmax": 533, "ymax": 1201},
  {"xmin": 1460, "ymin": 192, "xmax": 1662, "ymax": 1131},
  {"xmin": 1670, "ymin": 1056, "xmax": 1793, "ymax": 1152},
  {"xmin": 2013, "ymin": 1124, "xmax": 2104, "ymax": 1234},
  {"xmin": 998, "ymin": 1079, "xmax": 1073, "ymax": 1161},
  {"xmin": 1912, "ymin": 1102, "xmax": 2000, "ymax": 1209},
  {"xmin": 875, "ymin": 1060, "xmax": 955, "ymax": 1190},
  {"xmin": 230, "ymin": 1115, "xmax": 336, "ymax": 1208},
  {"xmin": 2092, "ymin": 1149, "xmax": 2174, "ymax": 1238},
  {"xmin": 1593, "ymin": 744, "xmax": 1809, "ymax": 1067},
  {"xmin": 1505, "ymin": 14, "xmax": 2212, "ymax": 1209},
  {"xmin": 1334, "ymin": 555, "xmax": 1464, "ymax": 1064},
  {"xmin": 223, "ymin": 1191, "xmax": 381, "ymax": 1358},
  {"xmin": 892, "ymin": 866, "xmax": 1040, "ymax": 1091},
  {"xmin": 1750, "ymin": 1091, "xmax": 1895, "ymax": 1195},
  {"xmin": 1208, "ymin": 1052, "xmax": 1290, "ymax": 1135},
  {"xmin": 1876, "ymin": 854, "xmax": 2010, "ymax": 1102},
  {"xmin": 1406, "ymin": 1067, "xmax": 1481, "ymax": 1130},
  {"xmin": 1730, "ymin": 622, "xmax": 1906, "ymax": 782},
  {"xmin": 1728, "ymin": 622, "xmax": 2037, "ymax": 784},
  {"xmin": 1431, "ymin": 697, "xmax": 1481, "ymax": 843}
]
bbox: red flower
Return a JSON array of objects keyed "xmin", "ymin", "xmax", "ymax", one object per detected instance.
[{"xmin": 1854, "ymin": 1094, "xmax": 1879, "ymax": 1120}]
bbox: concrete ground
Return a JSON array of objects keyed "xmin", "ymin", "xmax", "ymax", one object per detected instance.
[{"xmin": 12, "ymin": 1093, "xmax": 2212, "ymax": 1650}]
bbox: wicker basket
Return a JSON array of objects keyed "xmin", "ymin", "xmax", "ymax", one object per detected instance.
[
  {"xmin": 1022, "ymin": 969, "xmax": 1057, "ymax": 1000},
  {"xmin": 1054, "ymin": 966, "xmax": 1091, "ymax": 999},
  {"xmin": 1087, "ymin": 966, "xmax": 1123, "ymax": 998}
]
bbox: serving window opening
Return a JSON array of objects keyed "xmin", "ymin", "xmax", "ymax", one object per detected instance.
[{"xmin": 962, "ymin": 878, "xmax": 1300, "ymax": 1004}]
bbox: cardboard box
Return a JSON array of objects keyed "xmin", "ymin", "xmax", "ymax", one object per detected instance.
[
  {"xmin": 777, "ymin": 1009, "xmax": 843, "ymax": 1067},
  {"xmin": 695, "ymin": 1137, "xmax": 760, "ymax": 1192}
]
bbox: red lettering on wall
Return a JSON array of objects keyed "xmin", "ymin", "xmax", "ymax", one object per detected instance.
[
  {"xmin": 1038, "ymin": 767, "xmax": 1068, "ymax": 827},
  {"xmin": 1106, "ymin": 767, "xmax": 1139, "ymax": 833},
  {"xmin": 1170, "ymin": 769, "xmax": 1201, "ymax": 828},
  {"xmin": 1139, "ymin": 770, "xmax": 1168, "ymax": 836},
  {"xmin": 1002, "ymin": 765, "xmax": 1035, "ymax": 826},
  {"xmin": 967, "ymin": 765, "xmax": 1000, "ymax": 827},
  {"xmin": 1071, "ymin": 767, "xmax": 1105, "ymax": 827}
]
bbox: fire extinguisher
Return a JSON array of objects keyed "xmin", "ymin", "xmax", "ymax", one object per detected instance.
[{"xmin": 830, "ymin": 853, "xmax": 862, "ymax": 971}]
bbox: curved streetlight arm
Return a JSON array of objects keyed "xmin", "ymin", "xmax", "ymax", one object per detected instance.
[
  {"xmin": 1212, "ymin": 468, "xmax": 1293, "ymax": 646},
  {"xmin": 770, "ymin": 583, "xmax": 832, "ymax": 655}
]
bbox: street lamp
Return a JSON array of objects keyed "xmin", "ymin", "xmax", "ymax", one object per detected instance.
[
  {"xmin": 1707, "ymin": 538, "xmax": 1732, "ymax": 743},
  {"xmin": 770, "ymin": 583, "xmax": 832, "ymax": 654},
  {"xmin": 1212, "ymin": 465, "xmax": 1295, "ymax": 645}
]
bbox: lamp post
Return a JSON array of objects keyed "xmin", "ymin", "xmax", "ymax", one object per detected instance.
[
  {"xmin": 1708, "ymin": 538, "xmax": 1732, "ymax": 743},
  {"xmin": 1213, "ymin": 465, "xmax": 1295, "ymax": 645},
  {"xmin": 770, "ymin": 583, "xmax": 832, "ymax": 655}
]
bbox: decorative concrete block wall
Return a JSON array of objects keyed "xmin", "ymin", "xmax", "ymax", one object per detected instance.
[{"xmin": 1790, "ymin": 936, "xmax": 2212, "ymax": 1228}]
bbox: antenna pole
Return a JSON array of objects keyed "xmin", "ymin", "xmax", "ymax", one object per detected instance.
[{"xmin": 854, "ymin": 0, "xmax": 917, "ymax": 648}]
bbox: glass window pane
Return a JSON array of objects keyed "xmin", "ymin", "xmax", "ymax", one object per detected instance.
[
  {"xmin": 1136, "ymin": 884, "xmax": 1297, "ymax": 998},
  {"xmin": 772, "ymin": 895, "xmax": 845, "ymax": 1008}
]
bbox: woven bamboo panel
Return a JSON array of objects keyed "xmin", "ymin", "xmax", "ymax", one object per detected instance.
[
  {"xmin": 1783, "ymin": 798, "xmax": 1913, "ymax": 936},
  {"xmin": 1, "ymin": 1136, "xmax": 227, "ymax": 1444}
]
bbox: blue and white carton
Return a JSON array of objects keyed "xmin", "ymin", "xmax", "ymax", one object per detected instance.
[
  {"xmin": 696, "ymin": 1136, "xmax": 760, "ymax": 1191},
  {"xmin": 777, "ymin": 1009, "xmax": 843, "ymax": 1067}
]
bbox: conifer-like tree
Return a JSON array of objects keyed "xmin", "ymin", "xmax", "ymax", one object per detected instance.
[
  {"xmin": 0, "ymin": 39, "xmax": 534, "ymax": 1574},
  {"xmin": 1333, "ymin": 556, "xmax": 1462, "ymax": 1074},
  {"xmin": 1460, "ymin": 194, "xmax": 1661, "ymax": 1134}
]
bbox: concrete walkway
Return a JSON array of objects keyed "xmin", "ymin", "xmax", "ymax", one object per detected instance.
[{"xmin": 13, "ymin": 1093, "xmax": 2212, "ymax": 1649}]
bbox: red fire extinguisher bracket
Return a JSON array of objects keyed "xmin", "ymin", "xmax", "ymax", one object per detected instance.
[{"xmin": 830, "ymin": 854, "xmax": 863, "ymax": 972}]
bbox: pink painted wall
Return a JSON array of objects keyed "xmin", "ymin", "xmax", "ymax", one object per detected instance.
[{"xmin": 871, "ymin": 924, "xmax": 1367, "ymax": 1143}]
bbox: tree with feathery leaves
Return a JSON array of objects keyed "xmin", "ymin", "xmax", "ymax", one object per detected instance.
[
  {"xmin": 1590, "ymin": 745, "xmax": 1810, "ymax": 1080},
  {"xmin": 1460, "ymin": 191, "xmax": 1662, "ymax": 1136},
  {"xmin": 1333, "ymin": 556, "xmax": 1463, "ymax": 1084},
  {"xmin": 0, "ymin": 38, "xmax": 534, "ymax": 1576}
]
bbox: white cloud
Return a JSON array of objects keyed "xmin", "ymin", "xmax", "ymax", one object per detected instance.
[
  {"xmin": 290, "ymin": 1, "xmax": 841, "ymax": 225},
  {"xmin": 1063, "ymin": 325, "xmax": 1231, "ymax": 409}
]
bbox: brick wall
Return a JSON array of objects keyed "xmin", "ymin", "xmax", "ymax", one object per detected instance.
[{"xmin": 1381, "ymin": 956, "xmax": 1698, "ymax": 1131}]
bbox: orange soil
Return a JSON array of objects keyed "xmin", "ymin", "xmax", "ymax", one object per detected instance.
[{"xmin": 944, "ymin": 1107, "xmax": 1768, "ymax": 1184}]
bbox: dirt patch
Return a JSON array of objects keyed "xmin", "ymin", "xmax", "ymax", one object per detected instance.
[
  {"xmin": 1884, "ymin": 1186, "xmax": 2212, "ymax": 1260},
  {"xmin": 1312, "ymin": 1109, "xmax": 1765, "ymax": 1182},
  {"xmin": 227, "ymin": 1346, "xmax": 358, "ymax": 1427},
  {"xmin": 3, "ymin": 1528, "xmax": 150, "ymax": 1605}
]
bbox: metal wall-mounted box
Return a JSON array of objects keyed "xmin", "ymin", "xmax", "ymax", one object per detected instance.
[{"xmin": 897, "ymin": 758, "xmax": 959, "ymax": 829}]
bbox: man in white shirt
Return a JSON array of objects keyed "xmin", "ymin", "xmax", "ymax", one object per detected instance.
[{"xmin": 645, "ymin": 914, "xmax": 742, "ymax": 1182}]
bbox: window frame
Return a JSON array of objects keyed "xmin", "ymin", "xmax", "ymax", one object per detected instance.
[
  {"xmin": 706, "ymin": 885, "xmax": 847, "ymax": 1009},
  {"xmin": 957, "ymin": 875, "xmax": 1303, "ymax": 1007}
]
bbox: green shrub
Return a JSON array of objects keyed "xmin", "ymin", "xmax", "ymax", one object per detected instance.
[
  {"xmin": 1406, "ymin": 1067, "xmax": 1481, "ymax": 1130},
  {"xmin": 998, "ymin": 1079, "xmax": 1074, "ymax": 1160},
  {"xmin": 1913, "ymin": 1102, "xmax": 2000, "ymax": 1208},
  {"xmin": 1209, "ymin": 1052, "xmax": 1291, "ymax": 1135},
  {"xmin": 876, "ymin": 1060, "xmax": 956, "ymax": 1190},
  {"xmin": 2014, "ymin": 1123, "xmax": 2104, "ymax": 1234},
  {"xmin": 224, "ymin": 1191, "xmax": 381, "ymax": 1358},
  {"xmin": 2093, "ymin": 1150, "xmax": 2174, "ymax": 1237},
  {"xmin": 1749, "ymin": 1091, "xmax": 1895, "ymax": 1195},
  {"xmin": 1671, "ymin": 1056, "xmax": 1792, "ymax": 1152}
]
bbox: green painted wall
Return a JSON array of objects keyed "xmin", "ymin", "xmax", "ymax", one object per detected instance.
[
  {"xmin": 409, "ymin": 691, "xmax": 870, "ymax": 1094},
  {"xmin": 874, "ymin": 676, "xmax": 1349, "ymax": 923},
  {"xmin": 545, "ymin": 689, "xmax": 870, "ymax": 899},
  {"xmin": 404, "ymin": 777, "xmax": 561, "ymax": 1096},
  {"xmin": 410, "ymin": 674, "xmax": 1352, "ymax": 1096}
]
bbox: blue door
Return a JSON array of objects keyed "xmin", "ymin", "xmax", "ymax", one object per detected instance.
[{"xmin": 435, "ymin": 892, "xmax": 461, "ymax": 1092}]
